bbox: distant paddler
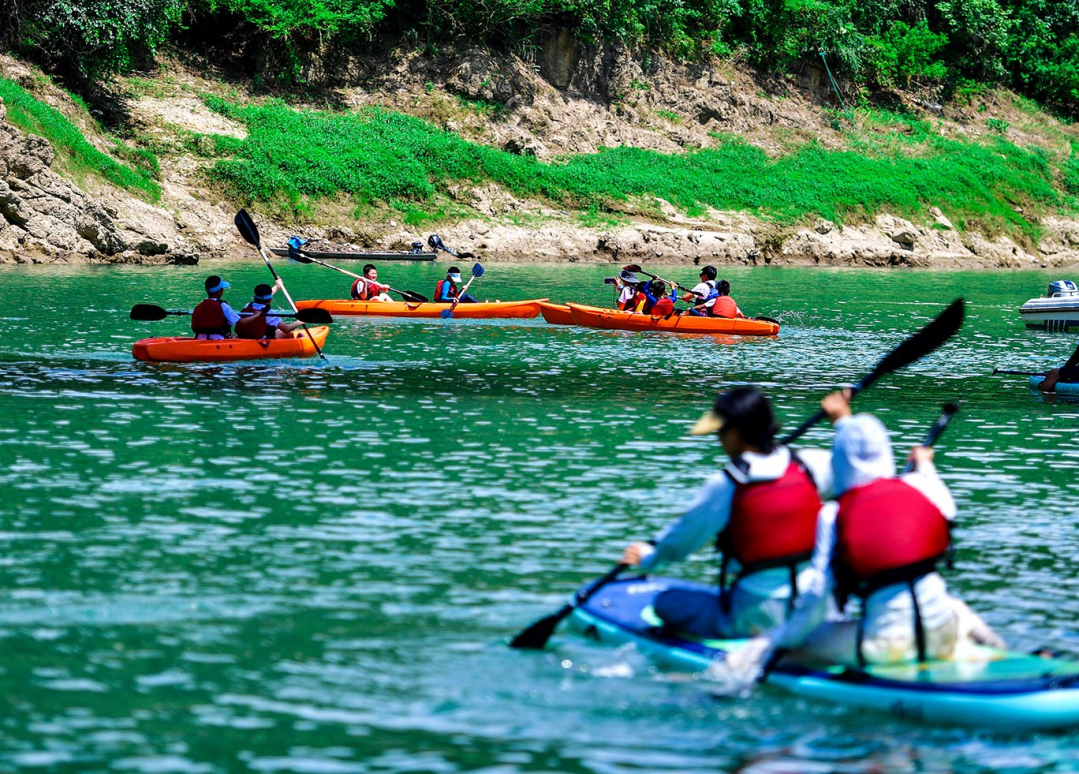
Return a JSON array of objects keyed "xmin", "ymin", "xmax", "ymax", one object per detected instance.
[
  {"xmin": 350, "ymin": 264, "xmax": 393, "ymax": 302},
  {"xmin": 1032, "ymin": 339, "xmax": 1079, "ymax": 392},
  {"xmin": 620, "ymin": 387, "xmax": 833, "ymax": 639},
  {"xmin": 435, "ymin": 266, "xmax": 479, "ymax": 304}
]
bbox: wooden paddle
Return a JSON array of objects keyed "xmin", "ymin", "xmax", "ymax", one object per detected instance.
[
  {"xmin": 234, "ymin": 209, "xmax": 326, "ymax": 361},
  {"xmin": 509, "ymin": 299, "xmax": 965, "ymax": 652},
  {"xmin": 130, "ymin": 304, "xmax": 332, "ymax": 324},
  {"xmin": 287, "ymin": 246, "xmax": 430, "ymax": 303},
  {"xmin": 440, "ymin": 263, "xmax": 484, "ymax": 319}
]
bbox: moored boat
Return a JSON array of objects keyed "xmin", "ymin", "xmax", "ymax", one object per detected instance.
[
  {"xmin": 270, "ymin": 247, "xmax": 437, "ymax": 262},
  {"xmin": 566, "ymin": 303, "xmax": 780, "ymax": 335},
  {"xmin": 132, "ymin": 327, "xmax": 330, "ymax": 363},
  {"xmin": 539, "ymin": 302, "xmax": 575, "ymax": 326},
  {"xmin": 565, "ymin": 575, "xmax": 1079, "ymax": 731},
  {"xmin": 1020, "ymin": 280, "xmax": 1079, "ymax": 331},
  {"xmin": 295, "ymin": 299, "xmax": 546, "ymax": 319}
]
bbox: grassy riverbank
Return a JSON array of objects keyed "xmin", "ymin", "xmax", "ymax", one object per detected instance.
[{"xmin": 200, "ymin": 97, "xmax": 1071, "ymax": 239}]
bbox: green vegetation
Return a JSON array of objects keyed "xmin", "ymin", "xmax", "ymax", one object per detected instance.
[
  {"xmin": 200, "ymin": 98, "xmax": 1065, "ymax": 236},
  {"xmin": 0, "ymin": 78, "xmax": 160, "ymax": 199},
  {"xmin": 4, "ymin": 2, "xmax": 1078, "ymax": 115}
]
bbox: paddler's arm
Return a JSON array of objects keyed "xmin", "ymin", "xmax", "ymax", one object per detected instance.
[
  {"xmin": 792, "ymin": 447, "xmax": 835, "ymax": 500},
  {"xmin": 902, "ymin": 447, "xmax": 956, "ymax": 520},
  {"xmin": 622, "ymin": 474, "xmax": 734, "ymax": 572}
]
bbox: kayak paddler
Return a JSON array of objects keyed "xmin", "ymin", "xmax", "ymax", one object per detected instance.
[
  {"xmin": 1036, "ymin": 341, "xmax": 1079, "ymax": 392},
  {"xmin": 684, "ymin": 266, "xmax": 719, "ymax": 315},
  {"xmin": 727, "ymin": 391, "xmax": 1003, "ymax": 676},
  {"xmin": 620, "ymin": 387, "xmax": 833, "ymax": 639},
  {"xmin": 191, "ymin": 275, "xmax": 242, "ymax": 340},
  {"xmin": 350, "ymin": 263, "xmax": 393, "ymax": 302},
  {"xmin": 638, "ymin": 278, "xmax": 675, "ymax": 315},
  {"xmin": 435, "ymin": 266, "xmax": 479, "ymax": 304},
  {"xmin": 614, "ymin": 270, "xmax": 643, "ymax": 311},
  {"xmin": 710, "ymin": 280, "xmax": 743, "ymax": 319},
  {"xmin": 236, "ymin": 280, "xmax": 303, "ymax": 340}
]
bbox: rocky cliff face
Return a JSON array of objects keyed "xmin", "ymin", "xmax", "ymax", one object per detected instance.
[{"xmin": 0, "ymin": 96, "xmax": 195, "ymax": 265}]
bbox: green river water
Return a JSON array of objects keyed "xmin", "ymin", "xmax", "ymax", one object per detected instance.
[{"xmin": 1, "ymin": 261, "xmax": 1078, "ymax": 772}]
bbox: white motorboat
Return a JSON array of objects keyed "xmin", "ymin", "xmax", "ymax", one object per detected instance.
[{"xmin": 1020, "ymin": 280, "xmax": 1079, "ymax": 331}]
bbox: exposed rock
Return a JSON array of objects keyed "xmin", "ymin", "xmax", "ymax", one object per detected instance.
[
  {"xmin": 815, "ymin": 219, "xmax": 834, "ymax": 235},
  {"xmin": 446, "ymin": 50, "xmax": 516, "ymax": 105}
]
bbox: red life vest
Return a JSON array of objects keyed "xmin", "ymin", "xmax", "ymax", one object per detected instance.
[
  {"xmin": 719, "ymin": 460, "xmax": 821, "ymax": 572},
  {"xmin": 650, "ymin": 297, "xmax": 675, "ymax": 317},
  {"xmin": 191, "ymin": 298, "xmax": 230, "ymax": 336},
  {"xmin": 712, "ymin": 296, "xmax": 738, "ymax": 319},
  {"xmin": 434, "ymin": 279, "xmax": 458, "ymax": 302},
  {"xmin": 833, "ymin": 478, "xmax": 951, "ymax": 596},
  {"xmin": 350, "ymin": 278, "xmax": 370, "ymax": 300},
  {"xmin": 235, "ymin": 303, "xmax": 273, "ymax": 339}
]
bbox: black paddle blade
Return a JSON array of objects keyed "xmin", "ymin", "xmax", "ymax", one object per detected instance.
[
  {"xmin": 130, "ymin": 304, "xmax": 168, "ymax": 321},
  {"xmin": 288, "ymin": 247, "xmax": 313, "ymax": 264},
  {"xmin": 234, "ymin": 209, "xmax": 260, "ymax": 248},
  {"xmin": 295, "ymin": 308, "xmax": 333, "ymax": 324},
  {"xmin": 509, "ymin": 605, "xmax": 572, "ymax": 650},
  {"xmin": 863, "ymin": 298, "xmax": 965, "ymax": 390},
  {"xmin": 398, "ymin": 290, "xmax": 430, "ymax": 304}
]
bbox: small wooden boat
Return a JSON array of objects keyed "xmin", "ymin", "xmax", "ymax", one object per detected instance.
[{"xmin": 271, "ymin": 247, "xmax": 436, "ymax": 262}]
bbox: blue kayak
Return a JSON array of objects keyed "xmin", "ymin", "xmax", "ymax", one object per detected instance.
[
  {"xmin": 1029, "ymin": 375, "xmax": 1079, "ymax": 394},
  {"xmin": 565, "ymin": 576, "xmax": 1079, "ymax": 731}
]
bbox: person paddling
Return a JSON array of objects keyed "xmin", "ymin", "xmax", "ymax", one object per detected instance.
[
  {"xmin": 1035, "ymin": 343, "xmax": 1079, "ymax": 392},
  {"xmin": 727, "ymin": 390, "xmax": 1003, "ymax": 675},
  {"xmin": 236, "ymin": 280, "xmax": 303, "ymax": 340},
  {"xmin": 620, "ymin": 387, "xmax": 833, "ymax": 638},
  {"xmin": 191, "ymin": 275, "xmax": 242, "ymax": 340},
  {"xmin": 614, "ymin": 270, "xmax": 643, "ymax": 311},
  {"xmin": 684, "ymin": 266, "xmax": 719, "ymax": 316},
  {"xmin": 435, "ymin": 266, "xmax": 479, "ymax": 304},
  {"xmin": 350, "ymin": 264, "xmax": 393, "ymax": 302},
  {"xmin": 636, "ymin": 278, "xmax": 674, "ymax": 315}
]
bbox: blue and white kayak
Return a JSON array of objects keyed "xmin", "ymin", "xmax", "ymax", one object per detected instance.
[
  {"xmin": 1029, "ymin": 375, "xmax": 1079, "ymax": 394},
  {"xmin": 565, "ymin": 576, "xmax": 1079, "ymax": 731}
]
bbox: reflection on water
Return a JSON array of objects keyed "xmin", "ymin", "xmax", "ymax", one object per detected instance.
[{"xmin": 0, "ymin": 264, "xmax": 1077, "ymax": 771}]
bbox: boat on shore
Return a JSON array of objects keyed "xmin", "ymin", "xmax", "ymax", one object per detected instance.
[
  {"xmin": 295, "ymin": 299, "xmax": 546, "ymax": 319},
  {"xmin": 1020, "ymin": 280, "xmax": 1079, "ymax": 331},
  {"xmin": 132, "ymin": 327, "xmax": 330, "ymax": 362},
  {"xmin": 564, "ymin": 575, "xmax": 1079, "ymax": 731},
  {"xmin": 539, "ymin": 302, "xmax": 575, "ymax": 325},
  {"xmin": 566, "ymin": 303, "xmax": 780, "ymax": 335}
]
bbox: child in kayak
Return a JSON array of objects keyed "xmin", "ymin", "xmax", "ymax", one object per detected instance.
[
  {"xmin": 191, "ymin": 275, "xmax": 242, "ymax": 340},
  {"xmin": 614, "ymin": 270, "xmax": 642, "ymax": 311},
  {"xmin": 235, "ymin": 280, "xmax": 303, "ymax": 340},
  {"xmin": 727, "ymin": 391, "xmax": 1003, "ymax": 674},
  {"xmin": 620, "ymin": 387, "xmax": 833, "ymax": 638},
  {"xmin": 638, "ymin": 278, "xmax": 675, "ymax": 315},
  {"xmin": 435, "ymin": 266, "xmax": 479, "ymax": 304},
  {"xmin": 350, "ymin": 264, "xmax": 393, "ymax": 302}
]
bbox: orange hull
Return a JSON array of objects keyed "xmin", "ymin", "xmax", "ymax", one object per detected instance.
[
  {"xmin": 566, "ymin": 304, "xmax": 779, "ymax": 335},
  {"xmin": 295, "ymin": 299, "xmax": 546, "ymax": 319},
  {"xmin": 539, "ymin": 302, "xmax": 575, "ymax": 325},
  {"xmin": 133, "ymin": 327, "xmax": 330, "ymax": 362}
]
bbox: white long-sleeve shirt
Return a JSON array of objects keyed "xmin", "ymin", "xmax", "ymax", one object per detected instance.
[
  {"xmin": 770, "ymin": 417, "xmax": 958, "ymax": 650},
  {"xmin": 637, "ymin": 445, "xmax": 833, "ymax": 597}
]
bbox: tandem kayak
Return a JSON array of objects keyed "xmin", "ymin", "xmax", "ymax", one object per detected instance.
[
  {"xmin": 295, "ymin": 299, "xmax": 546, "ymax": 319},
  {"xmin": 539, "ymin": 302, "xmax": 575, "ymax": 326},
  {"xmin": 566, "ymin": 303, "xmax": 780, "ymax": 336},
  {"xmin": 1029, "ymin": 374, "xmax": 1079, "ymax": 394},
  {"xmin": 132, "ymin": 327, "xmax": 330, "ymax": 363},
  {"xmin": 564, "ymin": 576, "xmax": 1079, "ymax": 731}
]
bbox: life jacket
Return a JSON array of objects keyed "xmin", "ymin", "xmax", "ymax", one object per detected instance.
[
  {"xmin": 434, "ymin": 279, "xmax": 458, "ymax": 302},
  {"xmin": 235, "ymin": 303, "xmax": 274, "ymax": 340},
  {"xmin": 712, "ymin": 296, "xmax": 739, "ymax": 319},
  {"xmin": 650, "ymin": 297, "xmax": 675, "ymax": 317},
  {"xmin": 833, "ymin": 477, "xmax": 952, "ymax": 663},
  {"xmin": 716, "ymin": 456, "xmax": 821, "ymax": 613},
  {"xmin": 351, "ymin": 278, "xmax": 373, "ymax": 300},
  {"xmin": 696, "ymin": 280, "xmax": 718, "ymax": 306},
  {"xmin": 191, "ymin": 298, "xmax": 231, "ymax": 337},
  {"xmin": 626, "ymin": 291, "xmax": 648, "ymax": 313}
]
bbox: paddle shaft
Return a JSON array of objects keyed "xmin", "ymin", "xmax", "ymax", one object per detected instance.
[
  {"xmin": 508, "ymin": 562, "xmax": 629, "ymax": 649},
  {"xmin": 901, "ymin": 403, "xmax": 959, "ymax": 474},
  {"xmin": 443, "ymin": 268, "xmax": 482, "ymax": 317},
  {"xmin": 290, "ymin": 249, "xmax": 427, "ymax": 303},
  {"xmin": 992, "ymin": 369, "xmax": 1048, "ymax": 377},
  {"xmin": 132, "ymin": 306, "xmax": 325, "ymax": 322}
]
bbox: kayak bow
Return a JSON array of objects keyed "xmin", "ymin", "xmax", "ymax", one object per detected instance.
[{"xmin": 132, "ymin": 327, "xmax": 330, "ymax": 363}]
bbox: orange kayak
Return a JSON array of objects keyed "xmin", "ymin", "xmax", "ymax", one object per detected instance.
[
  {"xmin": 539, "ymin": 302, "xmax": 575, "ymax": 325},
  {"xmin": 295, "ymin": 299, "xmax": 546, "ymax": 319},
  {"xmin": 133, "ymin": 327, "xmax": 330, "ymax": 362},
  {"xmin": 566, "ymin": 304, "xmax": 780, "ymax": 335}
]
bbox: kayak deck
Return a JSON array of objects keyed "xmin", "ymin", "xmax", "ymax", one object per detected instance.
[
  {"xmin": 1029, "ymin": 375, "xmax": 1079, "ymax": 394},
  {"xmin": 132, "ymin": 326, "xmax": 329, "ymax": 363},
  {"xmin": 296, "ymin": 299, "xmax": 546, "ymax": 319},
  {"xmin": 566, "ymin": 303, "xmax": 780, "ymax": 335},
  {"xmin": 564, "ymin": 576, "xmax": 1079, "ymax": 730}
]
